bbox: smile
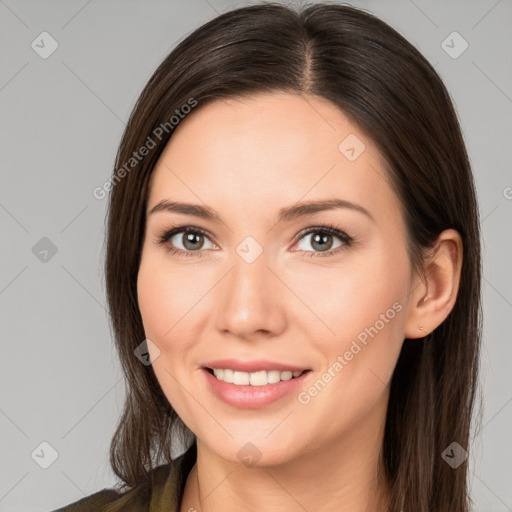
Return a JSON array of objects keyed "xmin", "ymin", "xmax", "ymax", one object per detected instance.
[
  {"xmin": 200, "ymin": 360, "xmax": 313, "ymax": 409},
  {"xmin": 208, "ymin": 368, "xmax": 305, "ymax": 386}
]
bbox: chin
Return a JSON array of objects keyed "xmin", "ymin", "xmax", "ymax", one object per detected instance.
[{"xmin": 197, "ymin": 429, "xmax": 307, "ymax": 469}]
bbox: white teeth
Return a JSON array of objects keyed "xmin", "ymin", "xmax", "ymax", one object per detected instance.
[
  {"xmin": 223, "ymin": 369, "xmax": 234, "ymax": 383},
  {"xmin": 210, "ymin": 368, "xmax": 305, "ymax": 385},
  {"xmin": 267, "ymin": 370, "xmax": 281, "ymax": 384},
  {"xmin": 233, "ymin": 371, "xmax": 250, "ymax": 385},
  {"xmin": 249, "ymin": 370, "xmax": 267, "ymax": 386}
]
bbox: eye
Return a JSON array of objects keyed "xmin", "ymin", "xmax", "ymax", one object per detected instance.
[
  {"xmin": 155, "ymin": 223, "xmax": 354, "ymax": 259},
  {"xmin": 292, "ymin": 224, "xmax": 353, "ymax": 257},
  {"xmin": 155, "ymin": 226, "xmax": 216, "ymax": 258}
]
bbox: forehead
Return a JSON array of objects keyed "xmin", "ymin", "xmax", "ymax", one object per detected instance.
[{"xmin": 147, "ymin": 92, "xmax": 400, "ymax": 225}]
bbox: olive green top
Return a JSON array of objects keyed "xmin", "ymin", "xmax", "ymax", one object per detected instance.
[{"xmin": 52, "ymin": 461, "xmax": 184, "ymax": 512}]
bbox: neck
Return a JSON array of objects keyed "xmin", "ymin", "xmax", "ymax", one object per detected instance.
[{"xmin": 180, "ymin": 410, "xmax": 390, "ymax": 512}]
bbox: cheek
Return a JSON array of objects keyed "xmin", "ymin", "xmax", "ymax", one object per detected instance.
[
  {"xmin": 137, "ymin": 257, "xmax": 203, "ymax": 424},
  {"xmin": 137, "ymin": 256, "xmax": 203, "ymax": 342},
  {"xmin": 137, "ymin": 262, "xmax": 169, "ymax": 340},
  {"xmin": 292, "ymin": 243, "xmax": 409, "ymax": 344},
  {"xmin": 297, "ymin": 243, "xmax": 409, "ymax": 403}
]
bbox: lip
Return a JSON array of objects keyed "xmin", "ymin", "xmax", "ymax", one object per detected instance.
[
  {"xmin": 201, "ymin": 366, "xmax": 312, "ymax": 409},
  {"xmin": 202, "ymin": 359, "xmax": 310, "ymax": 373}
]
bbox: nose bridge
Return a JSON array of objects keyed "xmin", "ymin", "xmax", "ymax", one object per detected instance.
[{"xmin": 214, "ymin": 239, "xmax": 286, "ymax": 338}]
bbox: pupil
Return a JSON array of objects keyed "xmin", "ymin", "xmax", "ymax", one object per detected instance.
[
  {"xmin": 312, "ymin": 233, "xmax": 332, "ymax": 251},
  {"xmin": 184, "ymin": 232, "xmax": 203, "ymax": 250}
]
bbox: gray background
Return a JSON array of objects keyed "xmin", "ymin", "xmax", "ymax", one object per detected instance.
[{"xmin": 1, "ymin": 0, "xmax": 511, "ymax": 510}]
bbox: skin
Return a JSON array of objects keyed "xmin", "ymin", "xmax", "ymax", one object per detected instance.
[{"xmin": 137, "ymin": 91, "xmax": 463, "ymax": 512}]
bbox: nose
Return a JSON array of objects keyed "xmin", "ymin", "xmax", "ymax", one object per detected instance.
[{"xmin": 214, "ymin": 250, "xmax": 287, "ymax": 341}]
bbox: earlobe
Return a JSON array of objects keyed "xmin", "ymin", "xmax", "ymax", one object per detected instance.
[{"xmin": 404, "ymin": 229, "xmax": 463, "ymax": 340}]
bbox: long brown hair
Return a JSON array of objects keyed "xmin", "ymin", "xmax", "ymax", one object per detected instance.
[{"xmin": 104, "ymin": 3, "xmax": 482, "ymax": 510}]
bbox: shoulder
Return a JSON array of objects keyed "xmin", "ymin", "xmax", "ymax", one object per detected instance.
[
  {"xmin": 51, "ymin": 462, "xmax": 181, "ymax": 512},
  {"xmin": 51, "ymin": 487, "xmax": 124, "ymax": 511}
]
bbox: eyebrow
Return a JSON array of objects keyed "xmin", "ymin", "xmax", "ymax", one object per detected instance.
[{"xmin": 148, "ymin": 198, "xmax": 374, "ymax": 223}]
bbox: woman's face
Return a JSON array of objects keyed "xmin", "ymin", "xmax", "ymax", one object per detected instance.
[{"xmin": 137, "ymin": 92, "xmax": 417, "ymax": 466}]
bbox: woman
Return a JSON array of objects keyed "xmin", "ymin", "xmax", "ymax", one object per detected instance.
[{"xmin": 54, "ymin": 2, "xmax": 481, "ymax": 511}]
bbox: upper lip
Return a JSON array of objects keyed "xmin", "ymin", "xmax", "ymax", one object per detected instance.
[{"xmin": 202, "ymin": 359, "xmax": 310, "ymax": 373}]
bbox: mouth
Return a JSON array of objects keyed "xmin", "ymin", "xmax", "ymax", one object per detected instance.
[
  {"xmin": 200, "ymin": 359, "xmax": 313, "ymax": 409},
  {"xmin": 204, "ymin": 367, "xmax": 309, "ymax": 386}
]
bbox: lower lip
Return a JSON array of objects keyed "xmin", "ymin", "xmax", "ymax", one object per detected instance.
[{"xmin": 202, "ymin": 368, "xmax": 311, "ymax": 409}]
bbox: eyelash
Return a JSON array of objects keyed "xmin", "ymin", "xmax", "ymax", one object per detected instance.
[{"xmin": 154, "ymin": 223, "xmax": 355, "ymax": 259}]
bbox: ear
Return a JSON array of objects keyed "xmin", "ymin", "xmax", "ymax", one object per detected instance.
[{"xmin": 404, "ymin": 229, "xmax": 463, "ymax": 339}]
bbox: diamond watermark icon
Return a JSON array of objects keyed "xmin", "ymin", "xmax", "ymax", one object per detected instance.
[
  {"xmin": 236, "ymin": 236, "xmax": 263, "ymax": 264},
  {"xmin": 441, "ymin": 31, "xmax": 468, "ymax": 59},
  {"xmin": 31, "ymin": 441, "xmax": 59, "ymax": 469},
  {"xmin": 32, "ymin": 237, "xmax": 58, "ymax": 263},
  {"xmin": 31, "ymin": 32, "xmax": 59, "ymax": 59},
  {"xmin": 134, "ymin": 339, "xmax": 161, "ymax": 366},
  {"xmin": 237, "ymin": 442, "xmax": 262, "ymax": 467},
  {"xmin": 338, "ymin": 134, "xmax": 366, "ymax": 161},
  {"xmin": 441, "ymin": 441, "xmax": 468, "ymax": 469}
]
